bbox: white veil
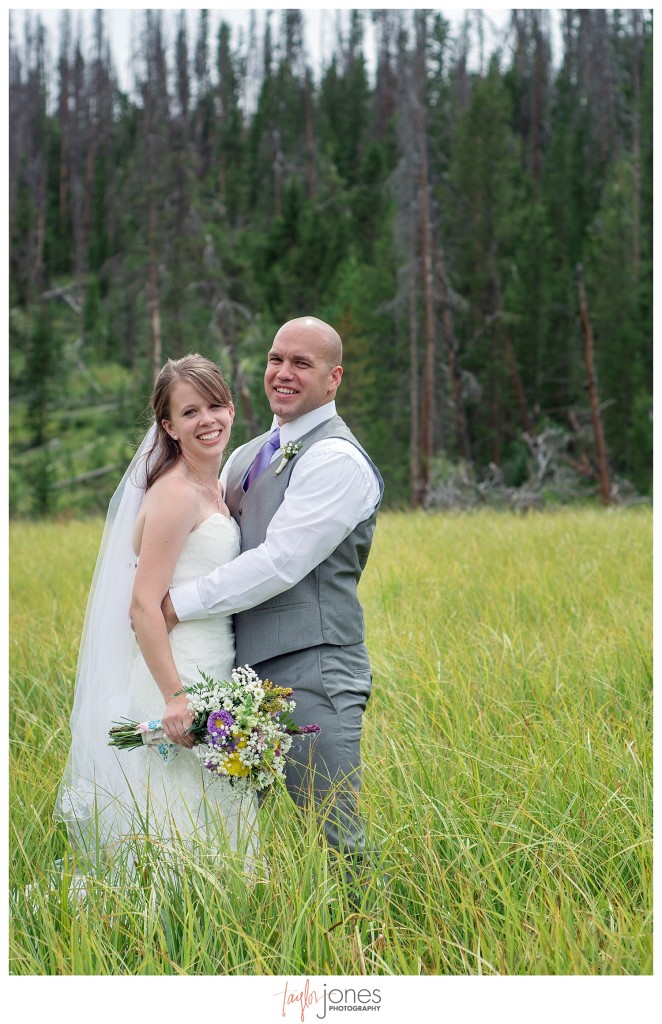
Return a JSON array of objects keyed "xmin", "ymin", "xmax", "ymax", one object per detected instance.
[{"xmin": 53, "ymin": 424, "xmax": 158, "ymax": 853}]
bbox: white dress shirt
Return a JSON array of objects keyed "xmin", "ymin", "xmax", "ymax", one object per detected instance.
[{"xmin": 170, "ymin": 401, "xmax": 381, "ymax": 621}]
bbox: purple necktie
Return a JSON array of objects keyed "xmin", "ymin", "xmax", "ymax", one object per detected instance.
[{"xmin": 244, "ymin": 427, "xmax": 281, "ymax": 490}]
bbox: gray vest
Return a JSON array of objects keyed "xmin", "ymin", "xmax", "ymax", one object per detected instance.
[{"xmin": 225, "ymin": 414, "xmax": 384, "ymax": 666}]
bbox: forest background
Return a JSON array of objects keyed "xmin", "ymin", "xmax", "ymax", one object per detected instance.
[{"xmin": 8, "ymin": 7, "xmax": 653, "ymax": 516}]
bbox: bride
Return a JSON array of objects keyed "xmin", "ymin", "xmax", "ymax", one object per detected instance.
[{"xmin": 54, "ymin": 354, "xmax": 256, "ymax": 869}]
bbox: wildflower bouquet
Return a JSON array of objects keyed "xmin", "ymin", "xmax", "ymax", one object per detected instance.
[{"xmin": 108, "ymin": 666, "xmax": 320, "ymax": 791}]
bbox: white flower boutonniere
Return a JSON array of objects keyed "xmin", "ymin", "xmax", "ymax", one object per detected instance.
[{"xmin": 274, "ymin": 441, "xmax": 303, "ymax": 476}]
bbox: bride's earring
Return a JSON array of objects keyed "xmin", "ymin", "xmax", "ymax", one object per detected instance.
[{"xmin": 162, "ymin": 419, "xmax": 179, "ymax": 443}]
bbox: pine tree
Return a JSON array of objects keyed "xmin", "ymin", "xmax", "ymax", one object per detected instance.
[
  {"xmin": 445, "ymin": 56, "xmax": 526, "ymax": 471},
  {"xmin": 216, "ymin": 20, "xmax": 245, "ymax": 222},
  {"xmin": 7, "ymin": 8, "xmax": 654, "ymax": 511}
]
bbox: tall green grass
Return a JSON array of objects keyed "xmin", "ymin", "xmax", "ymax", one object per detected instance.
[{"xmin": 9, "ymin": 509, "xmax": 652, "ymax": 975}]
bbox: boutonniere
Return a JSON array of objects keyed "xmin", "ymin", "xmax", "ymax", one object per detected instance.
[{"xmin": 274, "ymin": 441, "xmax": 303, "ymax": 476}]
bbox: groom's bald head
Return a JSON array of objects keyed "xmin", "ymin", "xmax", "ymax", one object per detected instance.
[{"xmin": 274, "ymin": 317, "xmax": 342, "ymax": 369}]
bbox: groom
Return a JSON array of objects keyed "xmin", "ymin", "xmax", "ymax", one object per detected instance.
[{"xmin": 164, "ymin": 316, "xmax": 383, "ymax": 866}]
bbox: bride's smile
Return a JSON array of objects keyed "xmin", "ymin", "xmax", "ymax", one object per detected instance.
[{"xmin": 162, "ymin": 379, "xmax": 235, "ymax": 466}]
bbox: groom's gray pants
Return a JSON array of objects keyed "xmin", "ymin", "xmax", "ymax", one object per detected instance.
[{"xmin": 251, "ymin": 641, "xmax": 372, "ymax": 858}]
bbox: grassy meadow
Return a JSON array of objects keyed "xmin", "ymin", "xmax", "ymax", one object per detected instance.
[{"xmin": 9, "ymin": 508, "xmax": 652, "ymax": 976}]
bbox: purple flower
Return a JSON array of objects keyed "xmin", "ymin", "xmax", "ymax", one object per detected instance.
[
  {"xmin": 299, "ymin": 723, "xmax": 321, "ymax": 734},
  {"xmin": 206, "ymin": 709, "xmax": 234, "ymax": 745}
]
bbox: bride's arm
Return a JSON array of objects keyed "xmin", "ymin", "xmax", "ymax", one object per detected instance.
[{"xmin": 131, "ymin": 476, "xmax": 200, "ymax": 747}]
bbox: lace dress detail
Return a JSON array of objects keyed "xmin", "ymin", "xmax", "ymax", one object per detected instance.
[{"xmin": 119, "ymin": 514, "xmax": 257, "ymax": 853}]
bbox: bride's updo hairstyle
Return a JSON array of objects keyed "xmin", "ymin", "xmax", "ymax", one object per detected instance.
[{"xmin": 145, "ymin": 354, "xmax": 233, "ymax": 490}]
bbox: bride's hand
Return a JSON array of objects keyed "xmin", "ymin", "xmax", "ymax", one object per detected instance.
[{"xmin": 161, "ymin": 693, "xmax": 195, "ymax": 748}]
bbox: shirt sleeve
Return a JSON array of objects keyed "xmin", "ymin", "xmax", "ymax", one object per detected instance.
[{"xmin": 170, "ymin": 439, "xmax": 380, "ymax": 621}]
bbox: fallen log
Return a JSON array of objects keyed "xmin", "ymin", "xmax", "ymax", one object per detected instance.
[{"xmin": 51, "ymin": 463, "xmax": 121, "ymax": 489}]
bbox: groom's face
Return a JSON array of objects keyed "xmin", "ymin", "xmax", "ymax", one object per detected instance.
[{"xmin": 265, "ymin": 325, "xmax": 342, "ymax": 424}]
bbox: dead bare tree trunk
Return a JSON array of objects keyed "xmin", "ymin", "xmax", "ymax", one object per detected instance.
[
  {"xmin": 631, "ymin": 9, "xmax": 641, "ymax": 284},
  {"xmin": 577, "ymin": 263, "xmax": 611, "ymax": 505},
  {"xmin": 141, "ymin": 10, "xmax": 168, "ymax": 381},
  {"xmin": 419, "ymin": 193, "xmax": 436, "ymax": 491},
  {"xmin": 193, "ymin": 9, "xmax": 210, "ymax": 179},
  {"xmin": 149, "ymin": 271, "xmax": 162, "ymax": 379},
  {"xmin": 475, "ymin": 9, "xmax": 485, "ymax": 77},
  {"xmin": 490, "ymin": 344, "xmax": 501, "ymax": 467},
  {"xmin": 147, "ymin": 147, "xmax": 162, "ymax": 379},
  {"xmin": 272, "ymin": 127, "xmax": 283, "ymax": 218},
  {"xmin": 373, "ymin": 9, "xmax": 396, "ymax": 141},
  {"xmin": 145, "ymin": 99, "xmax": 161, "ymax": 381},
  {"xmin": 58, "ymin": 12, "xmax": 71, "ymax": 224},
  {"xmin": 414, "ymin": 11, "xmax": 437, "ymax": 504},
  {"xmin": 34, "ymin": 161, "xmax": 47, "ymax": 301},
  {"xmin": 218, "ymin": 143, "xmax": 227, "ymax": 201},
  {"xmin": 304, "ymin": 68, "xmax": 316, "ymax": 200},
  {"xmin": 531, "ymin": 11, "xmax": 544, "ymax": 199},
  {"xmin": 502, "ymin": 325, "xmax": 534, "ymax": 436},
  {"xmin": 489, "ymin": 251, "xmax": 533, "ymax": 437},
  {"xmin": 82, "ymin": 138, "xmax": 96, "ymax": 268},
  {"xmin": 408, "ymin": 263, "xmax": 422, "ymax": 507},
  {"xmin": 453, "ymin": 13, "xmax": 471, "ymax": 113},
  {"xmin": 434, "ymin": 239, "xmax": 470, "ymax": 461}
]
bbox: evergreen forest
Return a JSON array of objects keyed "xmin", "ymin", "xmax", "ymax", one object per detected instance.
[{"xmin": 9, "ymin": 9, "xmax": 653, "ymax": 516}]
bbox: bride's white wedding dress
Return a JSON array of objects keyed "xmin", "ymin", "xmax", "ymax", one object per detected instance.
[
  {"xmin": 118, "ymin": 512, "xmax": 257, "ymax": 854},
  {"xmin": 49, "ymin": 509, "xmax": 258, "ymax": 901}
]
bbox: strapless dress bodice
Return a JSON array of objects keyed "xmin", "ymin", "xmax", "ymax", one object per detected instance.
[{"xmin": 170, "ymin": 512, "xmax": 240, "ymax": 587}]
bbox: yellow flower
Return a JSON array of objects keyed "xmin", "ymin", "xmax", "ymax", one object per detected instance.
[{"xmin": 221, "ymin": 737, "xmax": 251, "ymax": 777}]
